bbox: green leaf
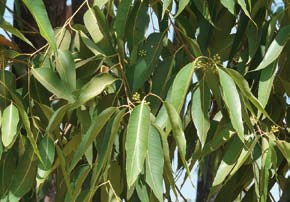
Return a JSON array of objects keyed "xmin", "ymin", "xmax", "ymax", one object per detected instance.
[
  {"xmin": 56, "ymin": 145, "xmax": 73, "ymax": 200},
  {"xmin": 77, "ymin": 73, "xmax": 117, "ymax": 105},
  {"xmin": 114, "ymin": 0, "xmax": 132, "ymax": 40},
  {"xmin": 145, "ymin": 126, "xmax": 164, "ymax": 202},
  {"xmin": 83, "ymin": 6, "xmax": 113, "ymax": 54},
  {"xmin": 191, "ymin": 81, "xmax": 211, "ymax": 146},
  {"xmin": 220, "ymin": 0, "xmax": 235, "ymax": 15},
  {"xmin": 275, "ymin": 140, "xmax": 290, "ymax": 165},
  {"xmin": 222, "ymin": 68, "xmax": 273, "ymax": 122},
  {"xmin": 156, "ymin": 62, "xmax": 194, "ymax": 129},
  {"xmin": 47, "ymin": 103, "xmax": 76, "ymax": 133},
  {"xmin": 162, "ymin": 0, "xmax": 172, "ymax": 18},
  {"xmin": 56, "ymin": 49, "xmax": 76, "ymax": 91},
  {"xmin": 71, "ymin": 165, "xmax": 90, "ymax": 201},
  {"xmin": 22, "ymin": 0, "xmax": 56, "ymax": 50},
  {"xmin": 164, "ymin": 101, "xmax": 186, "ymax": 158},
  {"xmin": 252, "ymin": 25, "xmax": 290, "ymax": 71},
  {"xmin": 38, "ymin": 135, "xmax": 55, "ymax": 170},
  {"xmin": 192, "ymin": 0, "xmax": 213, "ymax": 25},
  {"xmin": 218, "ymin": 68, "xmax": 244, "ymax": 142},
  {"xmin": 260, "ymin": 137, "xmax": 271, "ymax": 202},
  {"xmin": 237, "ymin": 0, "xmax": 255, "ymax": 25},
  {"xmin": 0, "ymin": 151, "xmax": 17, "ymax": 197},
  {"xmin": 9, "ymin": 144, "xmax": 37, "ymax": 200},
  {"xmin": 31, "ymin": 67, "xmax": 75, "ymax": 102},
  {"xmin": 133, "ymin": 59, "xmax": 148, "ymax": 91},
  {"xmin": 90, "ymin": 109, "xmax": 125, "ymax": 186},
  {"xmin": 126, "ymin": 101, "xmax": 150, "ymax": 187},
  {"xmin": 0, "ymin": 80, "xmax": 43, "ymax": 163},
  {"xmin": 280, "ymin": 78, "xmax": 290, "ymax": 97},
  {"xmin": 69, "ymin": 107, "xmax": 116, "ymax": 171},
  {"xmin": 0, "ymin": 20, "xmax": 34, "ymax": 48},
  {"xmin": 136, "ymin": 178, "xmax": 150, "ymax": 202},
  {"xmin": 153, "ymin": 124, "xmax": 178, "ymax": 198},
  {"xmin": 212, "ymin": 136, "xmax": 243, "ymax": 186},
  {"xmin": 1, "ymin": 103, "xmax": 19, "ymax": 148},
  {"xmin": 258, "ymin": 61, "xmax": 277, "ymax": 108},
  {"xmin": 175, "ymin": 0, "xmax": 190, "ymax": 17}
]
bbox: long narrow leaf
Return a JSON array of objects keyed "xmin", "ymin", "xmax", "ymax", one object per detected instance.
[{"xmin": 126, "ymin": 101, "xmax": 150, "ymax": 187}]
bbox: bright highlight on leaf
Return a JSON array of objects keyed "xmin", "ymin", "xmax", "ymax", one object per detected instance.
[{"xmin": 126, "ymin": 101, "xmax": 150, "ymax": 187}]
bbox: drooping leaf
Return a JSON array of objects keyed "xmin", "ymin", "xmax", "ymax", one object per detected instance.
[
  {"xmin": 222, "ymin": 68, "xmax": 273, "ymax": 122},
  {"xmin": 9, "ymin": 144, "xmax": 37, "ymax": 201},
  {"xmin": 275, "ymin": 140, "xmax": 290, "ymax": 165},
  {"xmin": 69, "ymin": 107, "xmax": 116, "ymax": 171},
  {"xmin": 1, "ymin": 103, "xmax": 19, "ymax": 148},
  {"xmin": 56, "ymin": 49, "xmax": 76, "ymax": 91},
  {"xmin": 83, "ymin": 6, "xmax": 113, "ymax": 54},
  {"xmin": 0, "ymin": 76, "xmax": 43, "ymax": 163},
  {"xmin": 237, "ymin": 0, "xmax": 255, "ymax": 25},
  {"xmin": 0, "ymin": 151, "xmax": 17, "ymax": 197},
  {"xmin": 258, "ymin": 61, "xmax": 277, "ymax": 108},
  {"xmin": 145, "ymin": 125, "xmax": 164, "ymax": 202},
  {"xmin": 175, "ymin": 0, "xmax": 190, "ymax": 17},
  {"xmin": 38, "ymin": 135, "xmax": 55, "ymax": 170},
  {"xmin": 220, "ymin": 0, "xmax": 235, "ymax": 15},
  {"xmin": 31, "ymin": 67, "xmax": 75, "ymax": 102},
  {"xmin": 164, "ymin": 102, "xmax": 186, "ymax": 159},
  {"xmin": 114, "ymin": 0, "xmax": 132, "ymax": 40},
  {"xmin": 192, "ymin": 0, "xmax": 213, "ymax": 25},
  {"xmin": 77, "ymin": 73, "xmax": 118, "ymax": 105},
  {"xmin": 126, "ymin": 101, "xmax": 150, "ymax": 187},
  {"xmin": 162, "ymin": 0, "xmax": 172, "ymax": 18},
  {"xmin": 22, "ymin": 0, "xmax": 56, "ymax": 50},
  {"xmin": 212, "ymin": 137, "xmax": 243, "ymax": 187},
  {"xmin": 90, "ymin": 109, "xmax": 126, "ymax": 186},
  {"xmin": 260, "ymin": 137, "xmax": 271, "ymax": 202},
  {"xmin": 0, "ymin": 20, "xmax": 34, "ymax": 48},
  {"xmin": 56, "ymin": 145, "xmax": 73, "ymax": 200},
  {"xmin": 156, "ymin": 62, "xmax": 194, "ymax": 129},
  {"xmin": 252, "ymin": 25, "xmax": 290, "ymax": 71},
  {"xmin": 218, "ymin": 68, "xmax": 244, "ymax": 142},
  {"xmin": 191, "ymin": 81, "xmax": 211, "ymax": 146}
]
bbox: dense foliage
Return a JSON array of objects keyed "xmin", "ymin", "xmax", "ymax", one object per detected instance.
[{"xmin": 0, "ymin": 0, "xmax": 290, "ymax": 201}]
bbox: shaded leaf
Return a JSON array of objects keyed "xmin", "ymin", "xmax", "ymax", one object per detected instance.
[
  {"xmin": 275, "ymin": 140, "xmax": 290, "ymax": 165},
  {"xmin": 77, "ymin": 73, "xmax": 117, "ymax": 105},
  {"xmin": 9, "ymin": 144, "xmax": 37, "ymax": 201},
  {"xmin": 69, "ymin": 107, "xmax": 116, "ymax": 171},
  {"xmin": 38, "ymin": 135, "xmax": 55, "ymax": 170},
  {"xmin": 145, "ymin": 126, "xmax": 164, "ymax": 202}
]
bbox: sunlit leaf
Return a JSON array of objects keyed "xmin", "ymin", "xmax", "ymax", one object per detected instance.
[
  {"xmin": 126, "ymin": 101, "xmax": 150, "ymax": 187},
  {"xmin": 252, "ymin": 25, "xmax": 290, "ymax": 71},
  {"xmin": 218, "ymin": 68, "xmax": 244, "ymax": 142},
  {"xmin": 31, "ymin": 67, "xmax": 75, "ymax": 102},
  {"xmin": 1, "ymin": 103, "xmax": 19, "ymax": 148},
  {"xmin": 191, "ymin": 81, "xmax": 211, "ymax": 146},
  {"xmin": 22, "ymin": 0, "xmax": 56, "ymax": 50}
]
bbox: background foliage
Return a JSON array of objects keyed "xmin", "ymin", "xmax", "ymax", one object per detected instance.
[{"xmin": 0, "ymin": 0, "xmax": 290, "ymax": 201}]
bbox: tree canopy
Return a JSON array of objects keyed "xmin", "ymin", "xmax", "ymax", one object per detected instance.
[{"xmin": 0, "ymin": 0, "xmax": 290, "ymax": 201}]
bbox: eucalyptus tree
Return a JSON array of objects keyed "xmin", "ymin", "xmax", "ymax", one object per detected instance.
[{"xmin": 0, "ymin": 0, "xmax": 290, "ymax": 202}]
